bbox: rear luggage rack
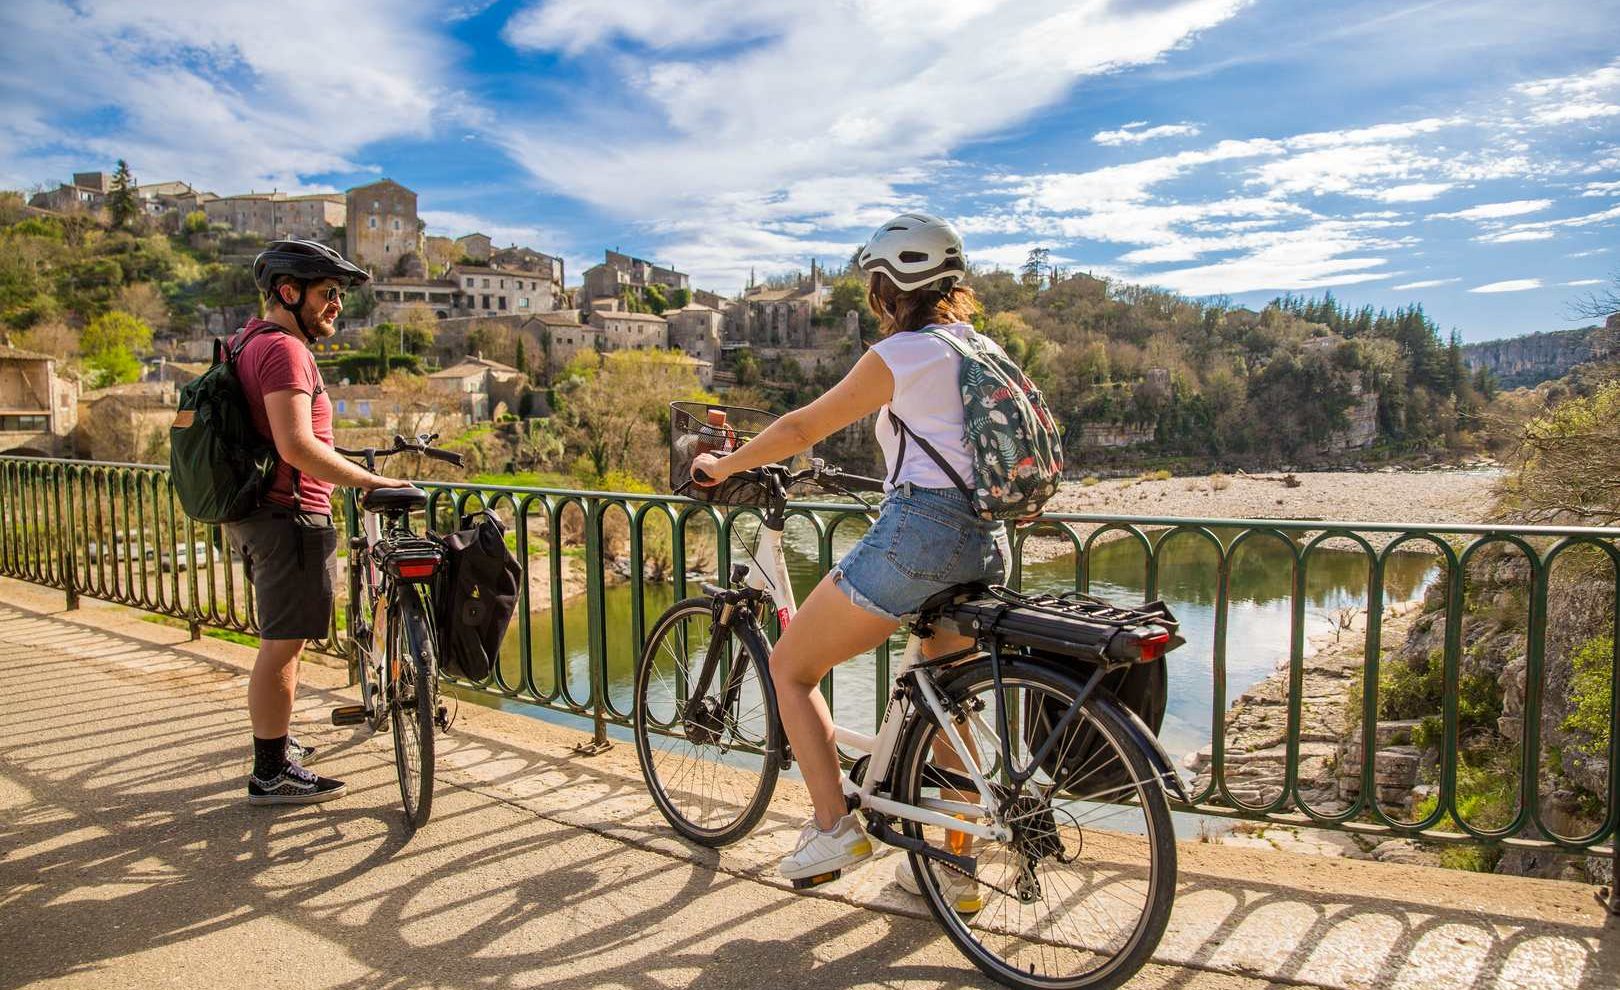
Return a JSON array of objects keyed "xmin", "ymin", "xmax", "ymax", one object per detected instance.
[{"xmin": 935, "ymin": 585, "xmax": 1183, "ymax": 664}]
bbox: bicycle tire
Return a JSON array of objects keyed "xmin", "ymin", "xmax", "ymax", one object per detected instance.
[
  {"xmin": 633, "ymin": 597, "xmax": 781, "ymax": 847},
  {"xmin": 892, "ymin": 659, "xmax": 1175, "ymax": 990},
  {"xmin": 389, "ymin": 585, "xmax": 437, "ymax": 829}
]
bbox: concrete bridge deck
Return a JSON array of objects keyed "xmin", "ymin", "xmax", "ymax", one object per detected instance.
[{"xmin": 0, "ymin": 577, "xmax": 1614, "ymax": 990}]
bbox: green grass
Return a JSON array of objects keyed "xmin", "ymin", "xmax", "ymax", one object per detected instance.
[
  {"xmin": 1562, "ymin": 635, "xmax": 1614, "ymax": 757},
  {"xmin": 1412, "ymin": 752, "xmax": 1517, "ymax": 872}
]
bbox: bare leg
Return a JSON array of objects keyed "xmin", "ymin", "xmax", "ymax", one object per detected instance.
[
  {"xmin": 921, "ymin": 627, "xmax": 982, "ymax": 850},
  {"xmin": 249, "ymin": 638, "xmax": 305, "ymax": 739},
  {"xmin": 771, "ymin": 575, "xmax": 898, "ymax": 830}
]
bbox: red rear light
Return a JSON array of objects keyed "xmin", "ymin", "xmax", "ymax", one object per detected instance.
[
  {"xmin": 1136, "ymin": 631, "xmax": 1170, "ymax": 662},
  {"xmin": 395, "ymin": 560, "xmax": 438, "ymax": 579}
]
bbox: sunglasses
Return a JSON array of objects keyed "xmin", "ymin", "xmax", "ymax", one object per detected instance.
[{"xmin": 318, "ymin": 285, "xmax": 342, "ymax": 302}]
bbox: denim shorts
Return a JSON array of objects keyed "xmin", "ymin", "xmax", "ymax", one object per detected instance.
[{"xmin": 831, "ymin": 485, "xmax": 1009, "ymax": 622}]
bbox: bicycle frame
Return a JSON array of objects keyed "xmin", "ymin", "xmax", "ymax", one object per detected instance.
[{"xmin": 723, "ymin": 511, "xmax": 1013, "ymax": 844}]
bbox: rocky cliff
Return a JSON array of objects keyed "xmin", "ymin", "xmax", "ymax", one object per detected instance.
[{"xmin": 1462, "ymin": 326, "xmax": 1599, "ymax": 388}]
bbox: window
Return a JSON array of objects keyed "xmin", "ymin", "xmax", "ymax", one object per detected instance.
[
  {"xmin": 392, "ymin": 219, "xmax": 400, "ymax": 231},
  {"xmin": 464, "ymin": 277, "xmax": 474, "ymax": 288},
  {"xmin": 0, "ymin": 414, "xmax": 48, "ymax": 432},
  {"xmin": 482, "ymin": 295, "xmax": 491, "ymax": 309},
  {"xmin": 373, "ymin": 200, "xmax": 380, "ymax": 209},
  {"xmin": 498, "ymin": 297, "xmax": 507, "ymax": 310},
  {"xmin": 519, "ymin": 297, "xmax": 529, "ymax": 308},
  {"xmin": 499, "ymin": 278, "xmax": 506, "ymax": 289},
  {"xmin": 368, "ymin": 217, "xmax": 377, "ymax": 229},
  {"xmin": 482, "ymin": 278, "xmax": 490, "ymax": 288}
]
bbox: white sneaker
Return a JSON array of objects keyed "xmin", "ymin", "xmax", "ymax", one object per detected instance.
[
  {"xmin": 779, "ymin": 814, "xmax": 873, "ymax": 887},
  {"xmin": 895, "ymin": 855, "xmax": 984, "ymax": 914}
]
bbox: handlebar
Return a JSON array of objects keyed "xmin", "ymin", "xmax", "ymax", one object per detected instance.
[
  {"xmin": 689, "ymin": 459, "xmax": 884, "ymax": 499},
  {"xmin": 335, "ymin": 433, "xmax": 465, "ymax": 468}
]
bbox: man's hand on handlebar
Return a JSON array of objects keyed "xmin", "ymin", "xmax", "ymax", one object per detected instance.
[{"xmin": 361, "ymin": 475, "xmax": 414, "ymax": 492}]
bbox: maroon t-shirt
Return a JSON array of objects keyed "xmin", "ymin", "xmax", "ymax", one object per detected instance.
[{"xmin": 231, "ymin": 318, "xmax": 335, "ymax": 514}]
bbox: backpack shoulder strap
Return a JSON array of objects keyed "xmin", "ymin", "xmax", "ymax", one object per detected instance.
[
  {"xmin": 886, "ymin": 408, "xmax": 974, "ymax": 501},
  {"xmin": 918, "ymin": 325, "xmax": 976, "ymax": 360}
]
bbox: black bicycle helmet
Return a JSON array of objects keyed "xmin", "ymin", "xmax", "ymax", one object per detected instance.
[{"xmin": 252, "ymin": 238, "xmax": 370, "ymax": 294}]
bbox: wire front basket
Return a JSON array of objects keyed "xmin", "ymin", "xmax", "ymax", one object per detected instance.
[{"xmin": 669, "ymin": 401, "xmax": 779, "ymax": 507}]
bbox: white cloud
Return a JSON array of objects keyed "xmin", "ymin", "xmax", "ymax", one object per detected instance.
[
  {"xmin": 1469, "ymin": 279, "xmax": 1543, "ymax": 293},
  {"xmin": 1093, "ymin": 122, "xmax": 1202, "ymax": 146},
  {"xmin": 1564, "ymin": 279, "xmax": 1605, "ymax": 286},
  {"xmin": 1431, "ymin": 199, "xmax": 1553, "ymax": 220},
  {"xmin": 498, "ymin": 0, "xmax": 1251, "ymax": 216},
  {"xmin": 1392, "ymin": 278, "xmax": 1462, "ymax": 290},
  {"xmin": 1474, "ymin": 203, "xmax": 1620, "ymax": 243},
  {"xmin": 1569, "ymin": 247, "xmax": 1612, "ymax": 257},
  {"xmin": 1139, "ymin": 220, "xmax": 1402, "ymax": 295},
  {"xmin": 0, "ymin": 1, "xmax": 453, "ymax": 194},
  {"xmin": 1583, "ymin": 181, "xmax": 1620, "ymax": 197},
  {"xmin": 1476, "ymin": 230, "xmax": 1557, "ymax": 243},
  {"xmin": 1372, "ymin": 182, "xmax": 1453, "ymax": 203},
  {"xmin": 1515, "ymin": 58, "xmax": 1620, "ymax": 126}
]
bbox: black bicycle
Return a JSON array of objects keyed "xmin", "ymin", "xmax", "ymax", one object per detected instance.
[{"xmin": 329, "ymin": 434, "xmax": 463, "ymax": 829}]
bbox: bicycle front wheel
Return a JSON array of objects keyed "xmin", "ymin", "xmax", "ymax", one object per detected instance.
[
  {"xmin": 893, "ymin": 659, "xmax": 1176, "ymax": 990},
  {"xmin": 633, "ymin": 597, "xmax": 780, "ymax": 846},
  {"xmin": 389, "ymin": 586, "xmax": 438, "ymax": 830}
]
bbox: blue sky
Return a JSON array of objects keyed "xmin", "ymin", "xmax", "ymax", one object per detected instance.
[{"xmin": 2, "ymin": 0, "xmax": 1617, "ymax": 340}]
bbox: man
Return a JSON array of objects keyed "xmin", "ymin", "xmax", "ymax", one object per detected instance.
[{"xmin": 229, "ymin": 239, "xmax": 412, "ymax": 805}]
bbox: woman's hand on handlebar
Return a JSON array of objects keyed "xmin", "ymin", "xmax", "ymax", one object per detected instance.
[{"xmin": 691, "ymin": 452, "xmax": 728, "ymax": 487}]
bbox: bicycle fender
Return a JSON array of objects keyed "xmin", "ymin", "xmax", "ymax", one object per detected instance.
[{"xmin": 1094, "ymin": 690, "xmax": 1191, "ymax": 804}]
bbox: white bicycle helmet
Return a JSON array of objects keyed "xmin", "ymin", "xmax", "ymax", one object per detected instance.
[{"xmin": 857, "ymin": 213, "xmax": 966, "ymax": 292}]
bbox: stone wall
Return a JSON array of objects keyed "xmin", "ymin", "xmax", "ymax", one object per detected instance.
[
  {"xmin": 1461, "ymin": 326, "xmax": 1598, "ymax": 388},
  {"xmin": 1075, "ymin": 422, "xmax": 1155, "ymax": 448}
]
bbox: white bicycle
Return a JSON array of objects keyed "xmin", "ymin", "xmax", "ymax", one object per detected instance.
[{"xmin": 634, "ymin": 407, "xmax": 1189, "ymax": 990}]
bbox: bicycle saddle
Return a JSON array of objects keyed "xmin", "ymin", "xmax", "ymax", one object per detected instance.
[{"xmin": 362, "ymin": 486, "xmax": 428, "ymax": 513}]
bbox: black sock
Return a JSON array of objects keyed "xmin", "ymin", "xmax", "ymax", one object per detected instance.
[{"xmin": 253, "ymin": 735, "xmax": 289, "ymax": 779}]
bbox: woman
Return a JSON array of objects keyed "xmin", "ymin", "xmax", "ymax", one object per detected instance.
[{"xmin": 692, "ymin": 213, "xmax": 1010, "ymax": 901}]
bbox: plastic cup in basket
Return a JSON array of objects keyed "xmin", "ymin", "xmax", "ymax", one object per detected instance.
[{"xmin": 670, "ymin": 401, "xmax": 800, "ymax": 507}]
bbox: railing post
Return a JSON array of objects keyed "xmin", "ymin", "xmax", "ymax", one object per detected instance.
[
  {"xmin": 575, "ymin": 498, "xmax": 612, "ymax": 755},
  {"xmin": 53, "ymin": 467, "xmax": 79, "ymax": 611}
]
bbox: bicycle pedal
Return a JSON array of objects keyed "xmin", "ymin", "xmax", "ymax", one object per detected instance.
[
  {"xmin": 330, "ymin": 705, "xmax": 368, "ymax": 726},
  {"xmin": 791, "ymin": 869, "xmax": 841, "ymax": 890}
]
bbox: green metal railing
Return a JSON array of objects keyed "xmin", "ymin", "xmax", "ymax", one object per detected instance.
[{"xmin": 2, "ymin": 454, "xmax": 1616, "ymax": 902}]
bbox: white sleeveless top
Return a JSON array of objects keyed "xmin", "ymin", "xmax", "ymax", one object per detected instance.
[{"xmin": 870, "ymin": 323, "xmax": 991, "ymax": 492}]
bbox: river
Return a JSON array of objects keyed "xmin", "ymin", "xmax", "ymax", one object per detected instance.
[{"xmin": 490, "ymin": 517, "xmax": 1439, "ymax": 776}]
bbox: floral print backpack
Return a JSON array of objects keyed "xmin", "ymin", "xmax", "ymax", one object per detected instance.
[{"xmin": 886, "ymin": 328, "xmax": 1064, "ymax": 521}]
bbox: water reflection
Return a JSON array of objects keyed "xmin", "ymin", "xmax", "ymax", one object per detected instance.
[{"xmin": 494, "ymin": 518, "xmax": 1439, "ymax": 776}]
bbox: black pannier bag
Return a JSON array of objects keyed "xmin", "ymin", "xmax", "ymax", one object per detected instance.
[
  {"xmin": 434, "ymin": 511, "xmax": 521, "ymax": 681},
  {"xmin": 939, "ymin": 588, "xmax": 1176, "ymax": 799}
]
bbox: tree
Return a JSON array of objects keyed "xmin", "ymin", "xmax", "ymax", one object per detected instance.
[
  {"xmin": 108, "ymin": 160, "xmax": 139, "ymax": 231},
  {"xmin": 1567, "ymin": 272, "xmax": 1620, "ymax": 353},
  {"xmin": 1020, "ymin": 248, "xmax": 1050, "ymax": 290},
  {"xmin": 82, "ymin": 309, "xmax": 153, "ymax": 358},
  {"xmin": 558, "ymin": 350, "xmax": 709, "ymax": 481},
  {"xmin": 182, "ymin": 210, "xmax": 209, "ymax": 234},
  {"xmin": 1500, "ymin": 379, "xmax": 1620, "ymax": 525}
]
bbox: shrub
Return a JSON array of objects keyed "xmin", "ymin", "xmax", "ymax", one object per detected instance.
[
  {"xmin": 1210, "ymin": 473, "xmax": 1231, "ymax": 491},
  {"xmin": 1150, "ymin": 469, "xmax": 1172, "ymax": 481},
  {"xmin": 1562, "ymin": 636, "xmax": 1614, "ymax": 758},
  {"xmin": 1081, "ymin": 475, "xmax": 1100, "ymax": 487}
]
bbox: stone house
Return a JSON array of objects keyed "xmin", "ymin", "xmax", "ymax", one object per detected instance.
[
  {"xmin": 588, "ymin": 309, "xmax": 668, "ymax": 351},
  {"xmin": 455, "ymin": 232, "xmax": 492, "ymax": 262},
  {"xmin": 428, "ymin": 356, "xmax": 525, "ymax": 422},
  {"xmin": 135, "ymin": 181, "xmax": 212, "ymax": 228},
  {"xmin": 29, "ymin": 171, "xmax": 116, "ymax": 214},
  {"xmin": 0, "ymin": 347, "xmax": 79, "ymax": 456},
  {"xmin": 666, "ymin": 303, "xmax": 723, "ymax": 381},
  {"xmin": 490, "ymin": 245, "xmax": 565, "ymax": 286},
  {"xmin": 540, "ymin": 314, "xmax": 603, "ymax": 374},
  {"xmin": 346, "ymin": 179, "xmax": 421, "ymax": 275},
  {"xmin": 728, "ymin": 264, "xmax": 828, "ymax": 348},
  {"xmin": 371, "ymin": 277, "xmax": 460, "ymax": 321},
  {"xmin": 448, "ymin": 265, "xmax": 560, "ymax": 316},
  {"xmin": 74, "ymin": 382, "xmax": 173, "ymax": 462},
  {"xmin": 328, "ymin": 383, "xmax": 452, "ymax": 435},
  {"xmin": 203, "ymin": 192, "xmax": 345, "ymax": 241},
  {"xmin": 581, "ymin": 249, "xmax": 689, "ymax": 309}
]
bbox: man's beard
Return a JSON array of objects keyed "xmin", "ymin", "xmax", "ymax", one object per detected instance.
[{"xmin": 302, "ymin": 303, "xmax": 338, "ymax": 338}]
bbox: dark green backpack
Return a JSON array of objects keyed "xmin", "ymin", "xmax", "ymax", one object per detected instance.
[{"xmin": 169, "ymin": 326, "xmax": 279, "ymax": 523}]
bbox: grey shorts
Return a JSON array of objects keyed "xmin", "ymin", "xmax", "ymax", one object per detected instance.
[{"xmin": 224, "ymin": 504, "xmax": 339, "ymax": 641}]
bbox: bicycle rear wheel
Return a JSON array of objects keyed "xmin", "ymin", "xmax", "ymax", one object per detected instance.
[
  {"xmin": 389, "ymin": 586, "xmax": 437, "ymax": 830},
  {"xmin": 633, "ymin": 597, "xmax": 780, "ymax": 846},
  {"xmin": 893, "ymin": 660, "xmax": 1175, "ymax": 990}
]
